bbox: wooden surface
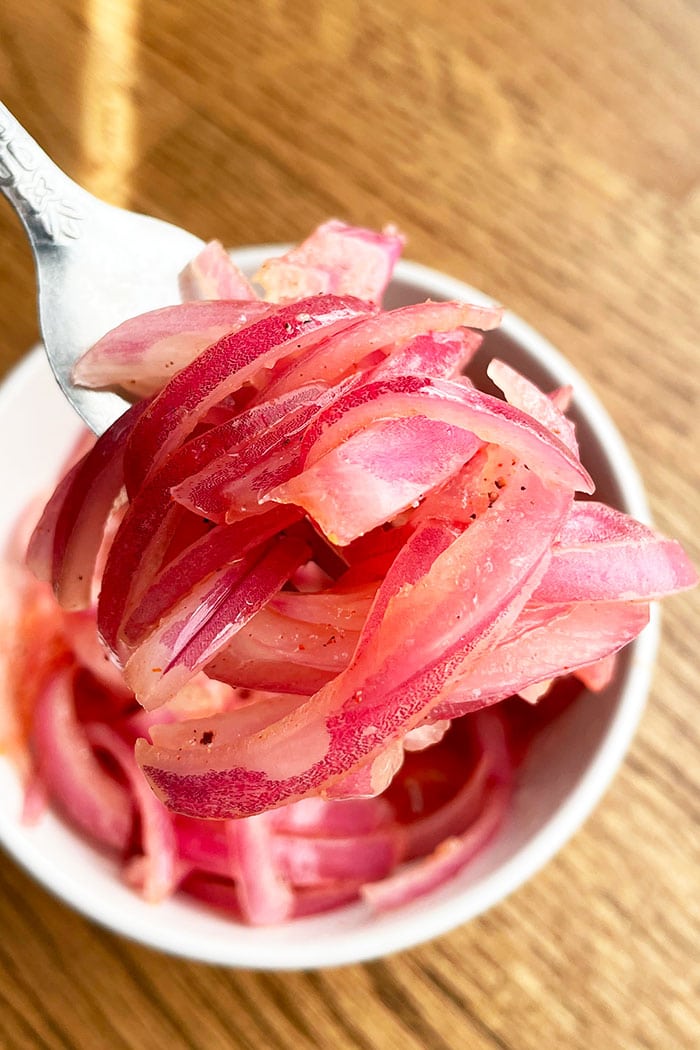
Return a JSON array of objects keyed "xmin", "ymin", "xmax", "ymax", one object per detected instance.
[{"xmin": 1, "ymin": 2, "xmax": 699, "ymax": 1048}]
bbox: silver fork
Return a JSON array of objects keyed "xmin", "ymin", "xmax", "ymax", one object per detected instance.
[{"xmin": 0, "ymin": 101, "xmax": 204, "ymax": 434}]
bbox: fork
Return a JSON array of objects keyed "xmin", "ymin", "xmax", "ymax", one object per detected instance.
[{"xmin": 0, "ymin": 101, "xmax": 204, "ymax": 434}]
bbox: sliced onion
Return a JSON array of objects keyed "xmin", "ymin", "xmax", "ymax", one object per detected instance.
[
  {"xmin": 136, "ymin": 454, "xmax": 569, "ymax": 817},
  {"xmin": 260, "ymin": 300, "xmax": 503, "ymax": 402},
  {"xmin": 268, "ymin": 417, "xmax": 482, "ymax": 545},
  {"xmin": 487, "ymin": 359, "xmax": 578, "ymax": 453},
  {"xmin": 372, "ymin": 329, "xmax": 483, "ymax": 380},
  {"xmin": 362, "ymin": 781, "xmax": 509, "ymax": 912},
  {"xmin": 169, "ymin": 398, "xmax": 326, "ymax": 524},
  {"xmin": 534, "ymin": 501, "xmax": 698, "ymax": 603},
  {"xmin": 122, "ymin": 506, "xmax": 301, "ymax": 646},
  {"xmin": 124, "ymin": 294, "xmax": 372, "ymax": 492},
  {"xmin": 430, "ymin": 600, "xmax": 649, "ymax": 720},
  {"xmin": 226, "ymin": 814, "xmax": 294, "ymax": 925},
  {"xmin": 124, "ymin": 536, "xmax": 309, "ymax": 709},
  {"xmin": 73, "ymin": 300, "xmax": 270, "ymax": 398},
  {"xmin": 299, "ymin": 375, "xmax": 593, "ymax": 494},
  {"xmin": 27, "ymin": 400, "xmax": 148, "ymax": 611},
  {"xmin": 86, "ymin": 722, "xmax": 178, "ymax": 902},
  {"xmin": 179, "ymin": 241, "xmax": 257, "ymax": 302},
  {"xmin": 273, "ymin": 827, "xmax": 402, "ymax": 886},
  {"xmin": 270, "ymin": 795, "xmax": 393, "ymax": 836},
  {"xmin": 98, "ymin": 386, "xmax": 323, "ymax": 654},
  {"xmin": 31, "ymin": 667, "xmax": 132, "ymax": 851},
  {"xmin": 254, "ymin": 220, "xmax": 404, "ymax": 305},
  {"xmin": 574, "ymin": 652, "xmax": 618, "ymax": 692},
  {"xmin": 15, "ymin": 223, "xmax": 697, "ymax": 928}
]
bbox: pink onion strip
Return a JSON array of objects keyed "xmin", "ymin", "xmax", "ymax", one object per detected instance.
[
  {"xmin": 534, "ymin": 501, "xmax": 698, "ymax": 603},
  {"xmin": 124, "ymin": 537, "xmax": 309, "ymax": 709},
  {"xmin": 300, "ymin": 375, "xmax": 593, "ymax": 494},
  {"xmin": 73, "ymin": 300, "xmax": 270, "ymax": 398},
  {"xmin": 226, "ymin": 814, "xmax": 294, "ymax": 925},
  {"xmin": 86, "ymin": 722, "xmax": 178, "ymax": 902},
  {"xmin": 32, "ymin": 667, "xmax": 132, "ymax": 851},
  {"xmin": 27, "ymin": 400, "xmax": 147, "ymax": 610},
  {"xmin": 122, "ymin": 505, "xmax": 301, "ymax": 646},
  {"xmin": 124, "ymin": 294, "xmax": 372, "ymax": 492},
  {"xmin": 179, "ymin": 241, "xmax": 257, "ymax": 302},
  {"xmin": 259, "ymin": 300, "xmax": 503, "ymax": 403},
  {"xmin": 98, "ymin": 385, "xmax": 324, "ymax": 653},
  {"xmin": 361, "ymin": 781, "xmax": 509, "ymax": 912}
]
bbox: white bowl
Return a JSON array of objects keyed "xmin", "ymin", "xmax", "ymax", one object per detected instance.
[{"xmin": 0, "ymin": 251, "xmax": 659, "ymax": 969}]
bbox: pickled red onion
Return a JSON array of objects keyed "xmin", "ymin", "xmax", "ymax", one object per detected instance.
[{"xmin": 11, "ymin": 221, "xmax": 696, "ymax": 927}]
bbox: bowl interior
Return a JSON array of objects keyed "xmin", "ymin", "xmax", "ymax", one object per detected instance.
[{"xmin": 0, "ymin": 253, "xmax": 657, "ymax": 969}]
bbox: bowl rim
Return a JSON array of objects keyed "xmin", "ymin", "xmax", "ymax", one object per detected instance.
[{"xmin": 0, "ymin": 252, "xmax": 659, "ymax": 969}]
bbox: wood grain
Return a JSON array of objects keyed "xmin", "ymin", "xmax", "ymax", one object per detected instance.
[{"xmin": 0, "ymin": 2, "xmax": 698, "ymax": 1047}]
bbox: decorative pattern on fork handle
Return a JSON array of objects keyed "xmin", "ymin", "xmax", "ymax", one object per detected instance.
[{"xmin": 0, "ymin": 109, "xmax": 83, "ymax": 243}]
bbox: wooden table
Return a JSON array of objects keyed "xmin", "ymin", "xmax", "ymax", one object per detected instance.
[{"xmin": 1, "ymin": 3, "xmax": 698, "ymax": 1047}]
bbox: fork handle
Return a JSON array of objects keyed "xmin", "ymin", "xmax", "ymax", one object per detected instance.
[{"xmin": 0, "ymin": 101, "xmax": 85, "ymax": 247}]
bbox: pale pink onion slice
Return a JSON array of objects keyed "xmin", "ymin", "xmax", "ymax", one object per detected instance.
[
  {"xmin": 291, "ymin": 882, "xmax": 365, "ymax": 917},
  {"xmin": 124, "ymin": 537, "xmax": 309, "ymax": 709},
  {"xmin": 211, "ymin": 604, "xmax": 360, "ymax": 674},
  {"xmin": 180, "ymin": 871, "xmax": 362, "ymax": 920},
  {"xmin": 254, "ymin": 220, "xmax": 405, "ymax": 305},
  {"xmin": 550, "ymin": 385, "xmax": 573, "ymax": 412},
  {"xmin": 175, "ymin": 817, "xmax": 230, "ymax": 878},
  {"xmin": 226, "ymin": 813, "xmax": 294, "ymax": 925},
  {"xmin": 372, "ymin": 329, "xmax": 483, "ymax": 380},
  {"xmin": 356, "ymin": 519, "xmax": 459, "ymax": 651},
  {"xmin": 269, "ymin": 795, "xmax": 393, "ymax": 836},
  {"xmin": 268, "ymin": 417, "xmax": 482, "ymax": 545},
  {"xmin": 533, "ymin": 501, "xmax": 698, "ymax": 603},
  {"xmin": 178, "ymin": 797, "xmax": 402, "ymax": 897},
  {"xmin": 27, "ymin": 400, "xmax": 147, "ymax": 611},
  {"xmin": 575, "ymin": 652, "xmax": 618, "ymax": 691},
  {"xmin": 402, "ymin": 718, "xmax": 452, "ymax": 751},
  {"xmin": 269, "ymin": 584, "xmax": 377, "ymax": 631},
  {"xmin": 259, "ymin": 301, "xmax": 503, "ymax": 402},
  {"xmin": 98, "ymin": 385, "xmax": 324, "ymax": 653},
  {"xmin": 204, "ymin": 605, "xmax": 358, "ymax": 695},
  {"xmin": 361, "ymin": 781, "xmax": 509, "ymax": 912},
  {"xmin": 123, "ymin": 294, "xmax": 372, "ymax": 492},
  {"xmin": 487, "ymin": 359, "xmax": 578, "ymax": 453},
  {"xmin": 517, "ymin": 680, "xmax": 554, "ymax": 704},
  {"xmin": 179, "ymin": 871, "xmax": 243, "ymax": 914},
  {"xmin": 32, "ymin": 667, "xmax": 132, "ymax": 851},
  {"xmin": 300, "ymin": 375, "xmax": 593, "ymax": 494},
  {"xmin": 179, "ymin": 241, "xmax": 257, "ymax": 302},
  {"xmin": 408, "ymin": 446, "xmax": 515, "ymax": 529},
  {"xmin": 86, "ymin": 722, "xmax": 178, "ymax": 902},
  {"xmin": 122, "ymin": 505, "xmax": 301, "ymax": 646},
  {"xmin": 147, "ymin": 693, "xmax": 305, "ymax": 752},
  {"xmin": 430, "ymin": 600, "xmax": 649, "ymax": 720},
  {"xmin": 322, "ymin": 739, "xmax": 407, "ymax": 801},
  {"xmin": 169, "ymin": 398, "xmax": 326, "ymax": 524},
  {"xmin": 73, "ymin": 300, "xmax": 269, "ymax": 398},
  {"xmin": 273, "ymin": 827, "xmax": 402, "ymax": 886},
  {"xmin": 205, "ymin": 651, "xmax": 335, "ymax": 696},
  {"xmin": 124, "ymin": 855, "xmax": 192, "ymax": 896}
]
